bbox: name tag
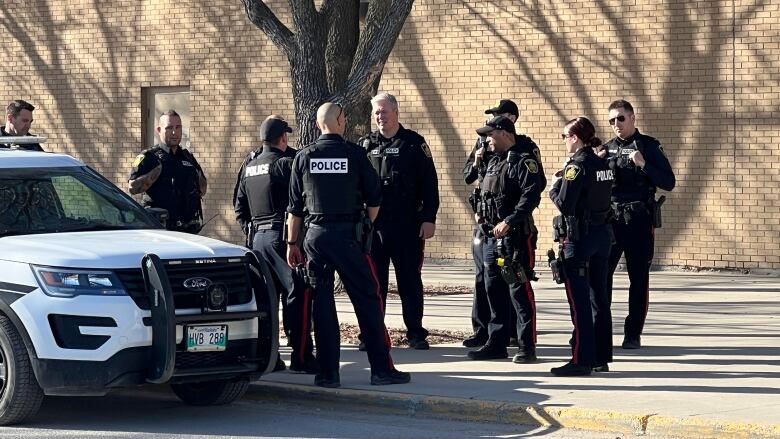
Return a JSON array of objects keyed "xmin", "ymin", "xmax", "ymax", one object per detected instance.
[
  {"xmin": 384, "ymin": 147, "xmax": 400, "ymax": 155},
  {"xmin": 371, "ymin": 149, "xmax": 382, "ymax": 155},
  {"xmin": 620, "ymin": 148, "xmax": 635, "ymax": 156},
  {"xmin": 310, "ymin": 158, "xmax": 348, "ymax": 173},
  {"xmin": 245, "ymin": 164, "xmax": 270, "ymax": 177},
  {"xmin": 182, "ymin": 161, "xmax": 194, "ymax": 167}
]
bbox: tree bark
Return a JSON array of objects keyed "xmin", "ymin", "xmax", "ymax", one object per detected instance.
[{"xmin": 240, "ymin": 0, "xmax": 414, "ymax": 145}]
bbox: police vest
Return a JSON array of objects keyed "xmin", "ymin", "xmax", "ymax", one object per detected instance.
[
  {"xmin": 605, "ymin": 136, "xmax": 655, "ymax": 202},
  {"xmin": 301, "ymin": 144, "xmax": 362, "ymax": 218},
  {"xmin": 569, "ymin": 149, "xmax": 614, "ymax": 221},
  {"xmin": 479, "ymin": 150, "xmax": 528, "ymax": 224},
  {"xmin": 362, "ymin": 132, "xmax": 420, "ymax": 216},
  {"xmin": 243, "ymin": 149, "xmax": 289, "ymax": 225}
]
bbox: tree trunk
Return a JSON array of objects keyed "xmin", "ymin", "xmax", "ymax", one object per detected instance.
[{"xmin": 240, "ymin": 0, "xmax": 415, "ymax": 146}]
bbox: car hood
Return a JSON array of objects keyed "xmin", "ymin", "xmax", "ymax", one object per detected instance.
[{"xmin": 0, "ymin": 229, "xmax": 248, "ymax": 269}]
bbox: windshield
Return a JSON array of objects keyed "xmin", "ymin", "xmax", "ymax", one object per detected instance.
[{"xmin": 0, "ymin": 166, "xmax": 160, "ymax": 236}]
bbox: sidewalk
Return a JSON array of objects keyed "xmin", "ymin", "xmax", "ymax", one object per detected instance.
[{"xmin": 252, "ymin": 266, "xmax": 780, "ymax": 438}]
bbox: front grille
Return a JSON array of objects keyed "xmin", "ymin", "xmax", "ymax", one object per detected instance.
[
  {"xmin": 174, "ymin": 339, "xmax": 255, "ymax": 370},
  {"xmin": 116, "ymin": 258, "xmax": 253, "ymax": 310}
]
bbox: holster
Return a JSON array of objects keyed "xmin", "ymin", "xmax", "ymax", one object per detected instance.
[
  {"xmin": 356, "ymin": 212, "xmax": 374, "ymax": 253},
  {"xmin": 651, "ymin": 195, "xmax": 666, "ymax": 228},
  {"xmin": 468, "ymin": 188, "xmax": 481, "ymax": 214},
  {"xmin": 547, "ymin": 248, "xmax": 565, "ymax": 284}
]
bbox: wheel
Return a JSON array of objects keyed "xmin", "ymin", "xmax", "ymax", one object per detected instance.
[
  {"xmin": 170, "ymin": 378, "xmax": 250, "ymax": 406},
  {"xmin": 0, "ymin": 315, "xmax": 44, "ymax": 425}
]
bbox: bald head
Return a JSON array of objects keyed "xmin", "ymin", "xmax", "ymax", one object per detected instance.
[{"xmin": 316, "ymin": 103, "xmax": 344, "ymax": 135}]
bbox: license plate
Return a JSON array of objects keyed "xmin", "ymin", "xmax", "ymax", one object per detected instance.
[{"xmin": 186, "ymin": 325, "xmax": 228, "ymax": 352}]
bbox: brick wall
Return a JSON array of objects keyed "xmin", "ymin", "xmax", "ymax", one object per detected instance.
[{"xmin": 2, "ymin": 0, "xmax": 778, "ymax": 270}]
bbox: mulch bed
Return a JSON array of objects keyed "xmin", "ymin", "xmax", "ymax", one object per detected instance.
[{"xmin": 338, "ymin": 322, "xmax": 469, "ymax": 347}]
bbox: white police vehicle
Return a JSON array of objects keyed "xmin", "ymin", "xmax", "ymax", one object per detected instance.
[{"xmin": 0, "ymin": 142, "xmax": 278, "ymax": 425}]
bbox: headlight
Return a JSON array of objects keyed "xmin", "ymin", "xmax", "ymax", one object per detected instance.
[{"xmin": 31, "ymin": 266, "xmax": 128, "ymax": 297}]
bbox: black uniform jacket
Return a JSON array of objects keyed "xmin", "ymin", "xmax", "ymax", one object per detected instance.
[
  {"xmin": 360, "ymin": 125, "xmax": 439, "ymax": 229},
  {"xmin": 479, "ymin": 144, "xmax": 543, "ymax": 227},
  {"xmin": 549, "ymin": 146, "xmax": 613, "ymax": 219},
  {"xmin": 602, "ymin": 130, "xmax": 675, "ymax": 203},
  {"xmin": 129, "ymin": 144, "xmax": 205, "ymax": 224}
]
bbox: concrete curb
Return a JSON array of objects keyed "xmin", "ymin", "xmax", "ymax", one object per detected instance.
[{"xmin": 247, "ymin": 382, "xmax": 780, "ymax": 439}]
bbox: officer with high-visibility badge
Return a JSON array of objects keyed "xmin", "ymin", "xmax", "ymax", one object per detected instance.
[
  {"xmin": 234, "ymin": 116, "xmax": 316, "ymax": 374},
  {"xmin": 549, "ymin": 116, "xmax": 614, "ymax": 376},
  {"xmin": 128, "ymin": 110, "xmax": 207, "ymax": 233},
  {"xmin": 359, "ymin": 93, "xmax": 439, "ymax": 350},
  {"xmin": 468, "ymin": 116, "xmax": 542, "ymax": 363},
  {"xmin": 286, "ymin": 102, "xmax": 410, "ymax": 388}
]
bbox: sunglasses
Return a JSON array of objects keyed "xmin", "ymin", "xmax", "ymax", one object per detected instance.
[{"xmin": 608, "ymin": 115, "xmax": 626, "ymax": 125}]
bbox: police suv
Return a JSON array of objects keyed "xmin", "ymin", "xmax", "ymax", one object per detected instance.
[{"xmin": 0, "ymin": 144, "xmax": 277, "ymax": 425}]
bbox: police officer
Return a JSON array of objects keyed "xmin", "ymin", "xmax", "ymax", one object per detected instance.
[
  {"xmin": 468, "ymin": 116, "xmax": 542, "ymax": 363},
  {"xmin": 1, "ymin": 100, "xmax": 44, "ymax": 151},
  {"xmin": 601, "ymin": 100, "xmax": 675, "ymax": 350},
  {"xmin": 234, "ymin": 116, "xmax": 317, "ymax": 374},
  {"xmin": 549, "ymin": 116, "xmax": 614, "ymax": 376},
  {"xmin": 129, "ymin": 110, "xmax": 207, "ymax": 233},
  {"xmin": 286, "ymin": 102, "xmax": 410, "ymax": 388},
  {"xmin": 359, "ymin": 93, "xmax": 439, "ymax": 350},
  {"xmin": 463, "ymin": 100, "xmax": 546, "ymax": 349}
]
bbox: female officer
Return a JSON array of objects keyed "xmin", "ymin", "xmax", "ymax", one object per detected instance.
[{"xmin": 549, "ymin": 117, "xmax": 614, "ymax": 376}]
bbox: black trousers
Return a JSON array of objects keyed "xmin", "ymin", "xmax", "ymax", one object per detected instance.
[
  {"xmin": 482, "ymin": 232, "xmax": 537, "ymax": 353},
  {"xmin": 470, "ymin": 225, "xmax": 490, "ymax": 342},
  {"xmin": 304, "ymin": 223, "xmax": 395, "ymax": 375},
  {"xmin": 562, "ymin": 223, "xmax": 613, "ymax": 367},
  {"xmin": 608, "ymin": 209, "xmax": 654, "ymax": 340},
  {"xmin": 371, "ymin": 224, "xmax": 428, "ymax": 341},
  {"xmin": 252, "ymin": 227, "xmax": 313, "ymax": 365}
]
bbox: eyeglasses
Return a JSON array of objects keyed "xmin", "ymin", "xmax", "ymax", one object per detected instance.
[
  {"xmin": 608, "ymin": 115, "xmax": 626, "ymax": 125},
  {"xmin": 561, "ymin": 133, "xmax": 573, "ymax": 139}
]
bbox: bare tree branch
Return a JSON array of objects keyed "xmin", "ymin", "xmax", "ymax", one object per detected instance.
[
  {"xmin": 241, "ymin": 0, "xmax": 296, "ymax": 58},
  {"xmin": 343, "ymin": 0, "xmax": 414, "ymax": 101}
]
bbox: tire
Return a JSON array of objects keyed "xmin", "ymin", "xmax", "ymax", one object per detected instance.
[
  {"xmin": 170, "ymin": 378, "xmax": 250, "ymax": 406},
  {"xmin": 0, "ymin": 315, "xmax": 44, "ymax": 425}
]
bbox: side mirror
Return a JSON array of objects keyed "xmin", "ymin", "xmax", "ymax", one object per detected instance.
[{"xmin": 145, "ymin": 207, "xmax": 169, "ymax": 228}]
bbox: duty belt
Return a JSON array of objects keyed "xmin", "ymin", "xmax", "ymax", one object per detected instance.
[
  {"xmin": 612, "ymin": 201, "xmax": 649, "ymax": 224},
  {"xmin": 253, "ymin": 221, "xmax": 284, "ymax": 232}
]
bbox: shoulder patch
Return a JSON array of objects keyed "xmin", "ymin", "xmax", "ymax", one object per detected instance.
[
  {"xmin": 525, "ymin": 159, "xmax": 539, "ymax": 174},
  {"xmin": 564, "ymin": 164, "xmax": 581, "ymax": 181},
  {"xmin": 362, "ymin": 138, "xmax": 372, "ymax": 151},
  {"xmin": 532, "ymin": 147, "xmax": 542, "ymax": 161},
  {"xmin": 420, "ymin": 142, "xmax": 432, "ymax": 158},
  {"xmin": 132, "ymin": 153, "xmax": 145, "ymax": 168}
]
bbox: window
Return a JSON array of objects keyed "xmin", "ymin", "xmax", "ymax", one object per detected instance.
[{"xmin": 141, "ymin": 86, "xmax": 191, "ymax": 150}]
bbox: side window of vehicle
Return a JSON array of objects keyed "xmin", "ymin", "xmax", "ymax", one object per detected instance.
[{"xmin": 52, "ymin": 176, "xmax": 120, "ymax": 223}]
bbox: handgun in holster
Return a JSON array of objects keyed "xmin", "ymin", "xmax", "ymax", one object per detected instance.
[
  {"xmin": 651, "ymin": 195, "xmax": 666, "ymax": 228},
  {"xmin": 356, "ymin": 211, "xmax": 374, "ymax": 253},
  {"xmin": 245, "ymin": 222, "xmax": 255, "ymax": 248},
  {"xmin": 547, "ymin": 248, "xmax": 565, "ymax": 284}
]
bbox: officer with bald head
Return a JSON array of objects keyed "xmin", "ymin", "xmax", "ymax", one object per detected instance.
[{"xmin": 286, "ymin": 102, "xmax": 411, "ymax": 388}]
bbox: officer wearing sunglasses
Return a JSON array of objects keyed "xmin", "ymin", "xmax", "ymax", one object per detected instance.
[{"xmin": 599, "ymin": 100, "xmax": 676, "ymax": 350}]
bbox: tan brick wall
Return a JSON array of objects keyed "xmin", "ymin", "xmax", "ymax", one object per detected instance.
[{"xmin": 2, "ymin": 0, "xmax": 778, "ymax": 270}]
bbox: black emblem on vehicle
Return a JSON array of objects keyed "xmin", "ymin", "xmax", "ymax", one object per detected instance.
[{"xmin": 183, "ymin": 277, "xmax": 212, "ymax": 292}]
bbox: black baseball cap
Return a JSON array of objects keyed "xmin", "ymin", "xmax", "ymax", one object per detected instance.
[
  {"xmin": 259, "ymin": 118, "xmax": 293, "ymax": 141},
  {"xmin": 476, "ymin": 116, "xmax": 516, "ymax": 135},
  {"xmin": 484, "ymin": 99, "xmax": 519, "ymax": 117}
]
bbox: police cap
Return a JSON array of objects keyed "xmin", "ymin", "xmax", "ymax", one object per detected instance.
[
  {"xmin": 484, "ymin": 99, "xmax": 519, "ymax": 117},
  {"xmin": 259, "ymin": 118, "xmax": 293, "ymax": 142},
  {"xmin": 476, "ymin": 115, "xmax": 516, "ymax": 135}
]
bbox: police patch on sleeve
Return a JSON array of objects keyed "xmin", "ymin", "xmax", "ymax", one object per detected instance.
[
  {"xmin": 132, "ymin": 153, "xmax": 145, "ymax": 169},
  {"xmin": 525, "ymin": 159, "xmax": 539, "ymax": 174},
  {"xmin": 420, "ymin": 143, "xmax": 432, "ymax": 158},
  {"xmin": 532, "ymin": 147, "xmax": 542, "ymax": 161},
  {"xmin": 564, "ymin": 164, "xmax": 580, "ymax": 181}
]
